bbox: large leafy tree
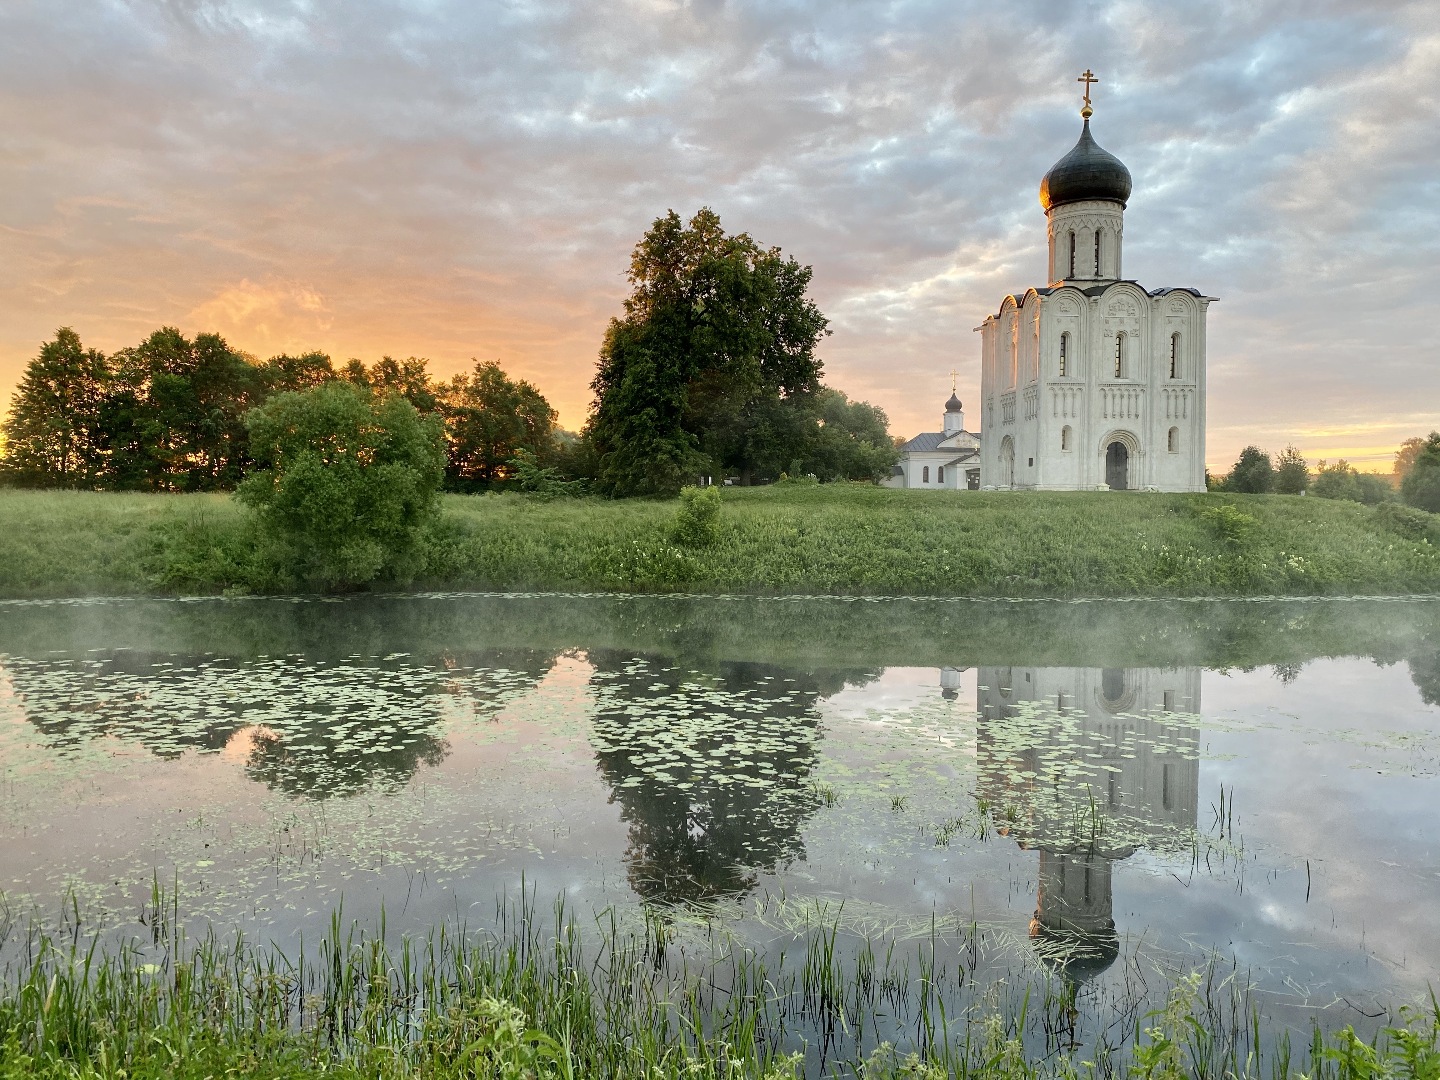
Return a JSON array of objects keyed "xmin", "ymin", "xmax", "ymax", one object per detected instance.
[
  {"xmin": 103, "ymin": 327, "xmax": 261, "ymax": 490},
  {"xmin": 587, "ymin": 208, "xmax": 830, "ymax": 496},
  {"xmin": 441, "ymin": 360, "xmax": 557, "ymax": 489},
  {"xmin": 0, "ymin": 328, "xmax": 110, "ymax": 487}
]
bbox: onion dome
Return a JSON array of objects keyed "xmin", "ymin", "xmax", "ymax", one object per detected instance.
[
  {"xmin": 945, "ymin": 392, "xmax": 963, "ymax": 413},
  {"xmin": 1039, "ymin": 119, "xmax": 1132, "ymax": 211}
]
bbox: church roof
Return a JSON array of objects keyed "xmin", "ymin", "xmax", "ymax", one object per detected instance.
[
  {"xmin": 1039, "ymin": 119, "xmax": 1132, "ymax": 211},
  {"xmin": 900, "ymin": 431, "xmax": 980, "ymax": 453}
]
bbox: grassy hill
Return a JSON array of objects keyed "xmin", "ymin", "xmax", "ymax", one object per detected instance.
[{"xmin": 1, "ymin": 484, "xmax": 1438, "ymax": 599}]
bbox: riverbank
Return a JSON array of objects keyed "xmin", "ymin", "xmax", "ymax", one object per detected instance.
[
  {"xmin": 1, "ymin": 485, "xmax": 1438, "ymax": 598},
  {"xmin": 2, "ymin": 900, "xmax": 1435, "ymax": 1080}
]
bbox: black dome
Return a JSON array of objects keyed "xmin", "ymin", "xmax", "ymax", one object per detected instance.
[
  {"xmin": 945, "ymin": 392, "xmax": 963, "ymax": 412},
  {"xmin": 1039, "ymin": 119, "xmax": 1132, "ymax": 211}
]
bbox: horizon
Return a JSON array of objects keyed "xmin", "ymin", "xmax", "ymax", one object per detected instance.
[{"xmin": 2, "ymin": 1, "xmax": 1436, "ymax": 474}]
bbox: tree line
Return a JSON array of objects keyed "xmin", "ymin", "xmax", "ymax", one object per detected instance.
[
  {"xmin": 0, "ymin": 326, "xmax": 559, "ymax": 494},
  {"xmin": 0, "ymin": 208, "xmax": 899, "ymax": 497},
  {"xmin": 1212, "ymin": 439, "xmax": 1440, "ymax": 512}
]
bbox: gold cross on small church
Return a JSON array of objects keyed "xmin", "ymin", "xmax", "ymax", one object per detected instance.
[
  {"xmin": 950, "ymin": 368, "xmax": 958, "ymax": 393},
  {"xmin": 1077, "ymin": 69, "xmax": 1098, "ymax": 119}
]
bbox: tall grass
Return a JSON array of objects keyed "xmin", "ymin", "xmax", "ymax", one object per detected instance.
[
  {"xmin": 2, "ymin": 485, "xmax": 1439, "ymax": 599},
  {"xmin": 1, "ymin": 891, "xmax": 1436, "ymax": 1079}
]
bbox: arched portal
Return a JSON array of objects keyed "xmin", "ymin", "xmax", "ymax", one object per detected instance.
[
  {"xmin": 1000, "ymin": 436, "xmax": 1016, "ymax": 488},
  {"xmin": 1105, "ymin": 442, "xmax": 1129, "ymax": 490}
]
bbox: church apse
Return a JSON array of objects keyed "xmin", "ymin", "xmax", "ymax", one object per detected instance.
[{"xmin": 976, "ymin": 665, "xmax": 1200, "ymax": 979}]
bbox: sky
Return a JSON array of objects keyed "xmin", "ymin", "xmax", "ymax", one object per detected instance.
[{"xmin": 1, "ymin": 0, "xmax": 1437, "ymax": 472}]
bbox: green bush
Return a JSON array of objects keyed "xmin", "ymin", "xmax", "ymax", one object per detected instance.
[
  {"xmin": 1373, "ymin": 502, "xmax": 1439, "ymax": 544},
  {"xmin": 670, "ymin": 485, "xmax": 722, "ymax": 548},
  {"xmin": 237, "ymin": 382, "xmax": 446, "ymax": 588},
  {"xmin": 1199, "ymin": 503, "xmax": 1256, "ymax": 545}
]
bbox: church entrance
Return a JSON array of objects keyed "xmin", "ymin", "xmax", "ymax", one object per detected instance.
[
  {"xmin": 1000, "ymin": 437, "xmax": 1015, "ymax": 488},
  {"xmin": 1105, "ymin": 442, "xmax": 1129, "ymax": 490}
]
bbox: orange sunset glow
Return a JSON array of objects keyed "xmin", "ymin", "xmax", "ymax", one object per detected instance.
[{"xmin": 2, "ymin": 1, "xmax": 1437, "ymax": 473}]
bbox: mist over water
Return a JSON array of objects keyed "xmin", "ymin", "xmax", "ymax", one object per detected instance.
[{"xmin": 1, "ymin": 593, "xmax": 1437, "ymax": 1051}]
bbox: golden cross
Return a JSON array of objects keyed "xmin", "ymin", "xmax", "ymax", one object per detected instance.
[
  {"xmin": 1077, "ymin": 69, "xmax": 1098, "ymax": 118},
  {"xmin": 950, "ymin": 368, "xmax": 958, "ymax": 393}
]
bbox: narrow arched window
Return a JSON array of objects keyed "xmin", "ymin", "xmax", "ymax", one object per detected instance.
[
  {"xmin": 1094, "ymin": 229, "xmax": 1102, "ymax": 276},
  {"xmin": 1061, "ymin": 425, "xmax": 1072, "ymax": 451},
  {"xmin": 922, "ymin": 466, "xmax": 929, "ymax": 483},
  {"xmin": 937, "ymin": 465, "xmax": 944, "ymax": 484},
  {"xmin": 1170, "ymin": 333, "xmax": 1180, "ymax": 379},
  {"xmin": 1168, "ymin": 426, "xmax": 1179, "ymax": 453},
  {"xmin": 1114, "ymin": 333, "xmax": 1125, "ymax": 378},
  {"xmin": 1059, "ymin": 332, "xmax": 1069, "ymax": 377},
  {"xmin": 1068, "ymin": 232, "xmax": 1076, "ymax": 278}
]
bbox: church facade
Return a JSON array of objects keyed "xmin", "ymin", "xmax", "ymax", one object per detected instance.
[
  {"xmin": 978, "ymin": 87, "xmax": 1214, "ymax": 492},
  {"xmin": 885, "ymin": 392, "xmax": 981, "ymax": 489}
]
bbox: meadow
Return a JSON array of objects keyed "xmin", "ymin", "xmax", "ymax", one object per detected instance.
[
  {"xmin": 2, "ymin": 485, "xmax": 1439, "ymax": 599},
  {"xmin": 0, "ymin": 484, "xmax": 1435, "ymax": 599}
]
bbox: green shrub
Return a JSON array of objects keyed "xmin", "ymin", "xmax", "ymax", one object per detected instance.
[
  {"xmin": 1199, "ymin": 503, "xmax": 1256, "ymax": 545},
  {"xmin": 670, "ymin": 485, "xmax": 722, "ymax": 548},
  {"xmin": 1373, "ymin": 502, "xmax": 1439, "ymax": 544},
  {"xmin": 237, "ymin": 382, "xmax": 446, "ymax": 588},
  {"xmin": 510, "ymin": 448, "xmax": 586, "ymax": 498}
]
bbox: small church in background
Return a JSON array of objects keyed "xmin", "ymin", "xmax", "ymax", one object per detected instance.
[
  {"xmin": 885, "ymin": 384, "xmax": 981, "ymax": 489},
  {"xmin": 893, "ymin": 72, "xmax": 1213, "ymax": 493}
]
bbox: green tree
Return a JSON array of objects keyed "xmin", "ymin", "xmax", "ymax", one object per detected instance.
[
  {"xmin": 801, "ymin": 388, "xmax": 898, "ymax": 481},
  {"xmin": 260, "ymin": 351, "xmax": 335, "ymax": 393},
  {"xmin": 1226, "ymin": 446, "xmax": 1274, "ymax": 494},
  {"xmin": 1313, "ymin": 460, "xmax": 1394, "ymax": 505},
  {"xmin": 1394, "ymin": 435, "xmax": 1429, "ymax": 484},
  {"xmin": 1400, "ymin": 432, "xmax": 1440, "ymax": 513},
  {"xmin": 357, "ymin": 355, "xmax": 442, "ymax": 414},
  {"xmin": 0, "ymin": 328, "xmax": 110, "ymax": 487},
  {"xmin": 101, "ymin": 327, "xmax": 261, "ymax": 491},
  {"xmin": 237, "ymin": 382, "xmax": 446, "ymax": 587},
  {"xmin": 442, "ymin": 360, "xmax": 558, "ymax": 489},
  {"xmin": 1273, "ymin": 444, "xmax": 1308, "ymax": 495},
  {"xmin": 586, "ymin": 208, "xmax": 829, "ymax": 495}
]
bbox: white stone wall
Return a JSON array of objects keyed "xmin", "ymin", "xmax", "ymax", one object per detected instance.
[
  {"xmin": 979, "ymin": 284, "xmax": 1208, "ymax": 492},
  {"xmin": 1046, "ymin": 199, "xmax": 1125, "ymax": 283}
]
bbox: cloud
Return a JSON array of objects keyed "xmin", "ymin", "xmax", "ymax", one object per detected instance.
[{"xmin": 0, "ymin": 0, "xmax": 1436, "ymax": 468}]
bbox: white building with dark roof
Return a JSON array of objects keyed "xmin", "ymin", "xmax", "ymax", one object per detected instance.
[
  {"xmin": 885, "ymin": 392, "xmax": 981, "ymax": 490},
  {"xmin": 978, "ymin": 77, "xmax": 1213, "ymax": 492}
]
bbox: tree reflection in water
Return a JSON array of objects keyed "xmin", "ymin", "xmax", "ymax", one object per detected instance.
[
  {"xmin": 586, "ymin": 652, "xmax": 877, "ymax": 905},
  {"xmin": 2, "ymin": 648, "xmax": 560, "ymax": 800}
]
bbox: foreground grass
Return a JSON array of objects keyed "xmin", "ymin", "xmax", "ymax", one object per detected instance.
[
  {"xmin": 2, "ymin": 899, "xmax": 1437, "ymax": 1080},
  {"xmin": 2, "ymin": 485, "xmax": 1439, "ymax": 599}
]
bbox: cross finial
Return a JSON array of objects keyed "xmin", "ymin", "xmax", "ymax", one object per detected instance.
[
  {"xmin": 1077, "ymin": 69, "xmax": 1098, "ymax": 119},
  {"xmin": 950, "ymin": 368, "xmax": 958, "ymax": 393}
]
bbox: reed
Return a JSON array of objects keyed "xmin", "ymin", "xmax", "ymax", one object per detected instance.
[{"xmin": 1, "ymin": 890, "xmax": 1436, "ymax": 1079}]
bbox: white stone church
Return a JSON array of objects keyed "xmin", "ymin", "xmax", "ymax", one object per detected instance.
[{"xmin": 893, "ymin": 79, "xmax": 1213, "ymax": 492}]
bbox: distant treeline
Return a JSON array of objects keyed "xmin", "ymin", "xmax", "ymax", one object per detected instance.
[
  {"xmin": 0, "ymin": 326, "xmax": 563, "ymax": 494},
  {"xmin": 1211, "ymin": 440, "xmax": 1440, "ymax": 513}
]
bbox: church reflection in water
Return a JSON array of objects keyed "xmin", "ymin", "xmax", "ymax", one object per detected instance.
[{"xmin": 975, "ymin": 666, "xmax": 1201, "ymax": 981}]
